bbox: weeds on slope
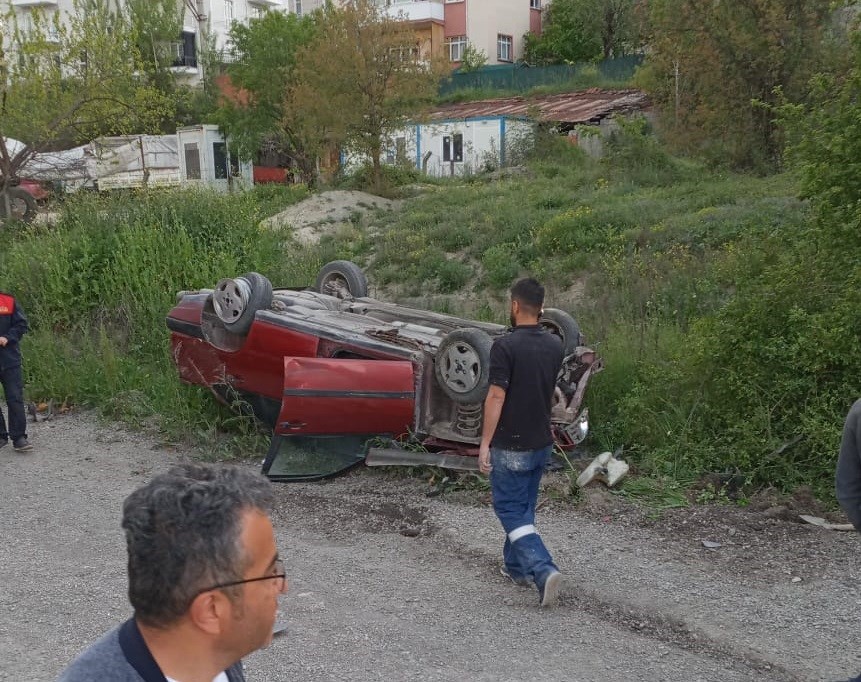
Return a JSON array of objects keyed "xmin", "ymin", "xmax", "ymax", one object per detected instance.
[
  {"xmin": 337, "ymin": 128, "xmax": 829, "ymax": 498},
  {"xmin": 0, "ymin": 185, "xmax": 311, "ymax": 452}
]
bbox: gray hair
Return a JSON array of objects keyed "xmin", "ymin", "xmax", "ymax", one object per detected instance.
[{"xmin": 121, "ymin": 464, "xmax": 274, "ymax": 628}]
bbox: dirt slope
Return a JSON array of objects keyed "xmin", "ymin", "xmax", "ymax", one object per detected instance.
[{"xmin": 261, "ymin": 190, "xmax": 400, "ymax": 245}]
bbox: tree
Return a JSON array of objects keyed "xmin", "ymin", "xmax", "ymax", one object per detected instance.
[
  {"xmin": 213, "ymin": 10, "xmax": 318, "ymax": 184},
  {"xmin": 524, "ymin": 0, "xmax": 642, "ymax": 65},
  {"xmin": 126, "ymin": 0, "xmax": 183, "ymax": 81},
  {"xmin": 0, "ymin": 0, "xmax": 174, "ymax": 214},
  {"xmin": 458, "ymin": 43, "xmax": 488, "ymax": 72},
  {"xmin": 638, "ymin": 0, "xmax": 839, "ymax": 170},
  {"xmin": 125, "ymin": 0, "xmax": 218, "ymax": 131},
  {"xmin": 288, "ymin": 0, "xmax": 447, "ymax": 191}
]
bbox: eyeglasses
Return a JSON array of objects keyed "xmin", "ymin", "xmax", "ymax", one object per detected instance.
[{"xmin": 199, "ymin": 558, "xmax": 287, "ymax": 595}]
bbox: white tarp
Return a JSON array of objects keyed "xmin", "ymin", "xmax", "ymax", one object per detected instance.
[
  {"xmin": 4, "ymin": 137, "xmax": 90, "ymax": 183},
  {"xmin": 5, "ymin": 135, "xmax": 181, "ymax": 191},
  {"xmin": 89, "ymin": 135, "xmax": 179, "ymax": 176}
]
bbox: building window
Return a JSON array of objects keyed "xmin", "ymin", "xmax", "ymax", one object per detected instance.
[
  {"xmin": 213, "ymin": 142, "xmax": 229, "ymax": 180},
  {"xmin": 225, "ymin": 0, "xmax": 234, "ymax": 22},
  {"xmin": 18, "ymin": 9, "xmax": 34, "ymax": 35},
  {"xmin": 446, "ymin": 35, "xmax": 468, "ymax": 62},
  {"xmin": 442, "ymin": 134, "xmax": 463, "ymax": 163},
  {"xmin": 389, "ymin": 45, "xmax": 419, "ymax": 62},
  {"xmin": 497, "ymin": 34, "xmax": 513, "ymax": 62},
  {"xmin": 184, "ymin": 143, "xmax": 201, "ymax": 180},
  {"xmin": 294, "ymin": 0, "xmax": 303, "ymax": 16},
  {"xmin": 385, "ymin": 137, "xmax": 406, "ymax": 165},
  {"xmin": 530, "ymin": 0, "xmax": 541, "ymax": 8},
  {"xmin": 172, "ymin": 31, "xmax": 198, "ymax": 68},
  {"xmin": 250, "ymin": 4, "xmax": 265, "ymax": 19}
]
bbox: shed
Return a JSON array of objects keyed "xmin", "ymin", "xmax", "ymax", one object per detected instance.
[
  {"xmin": 177, "ymin": 125, "xmax": 252, "ymax": 192},
  {"xmin": 376, "ymin": 89, "xmax": 650, "ymax": 178}
]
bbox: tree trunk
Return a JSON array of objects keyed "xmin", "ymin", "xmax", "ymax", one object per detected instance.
[{"xmin": 371, "ymin": 144, "xmax": 382, "ymax": 194}]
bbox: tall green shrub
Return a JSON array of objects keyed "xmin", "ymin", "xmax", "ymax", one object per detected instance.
[{"xmin": 0, "ymin": 187, "xmax": 311, "ymax": 441}]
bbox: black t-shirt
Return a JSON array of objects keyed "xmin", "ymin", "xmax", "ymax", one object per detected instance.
[{"xmin": 488, "ymin": 325, "xmax": 564, "ymax": 450}]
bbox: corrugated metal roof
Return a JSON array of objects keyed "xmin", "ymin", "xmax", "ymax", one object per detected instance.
[{"xmin": 426, "ymin": 89, "xmax": 649, "ymax": 125}]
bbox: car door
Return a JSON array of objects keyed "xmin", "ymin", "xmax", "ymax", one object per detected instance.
[{"xmin": 275, "ymin": 356, "xmax": 416, "ymax": 437}]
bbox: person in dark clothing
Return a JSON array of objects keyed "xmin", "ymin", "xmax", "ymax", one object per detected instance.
[
  {"xmin": 0, "ymin": 291, "xmax": 31, "ymax": 452},
  {"xmin": 479, "ymin": 277, "xmax": 564, "ymax": 607},
  {"xmin": 836, "ymin": 398, "xmax": 861, "ymax": 532},
  {"xmin": 835, "ymin": 400, "xmax": 861, "ymax": 682},
  {"xmin": 58, "ymin": 464, "xmax": 288, "ymax": 682}
]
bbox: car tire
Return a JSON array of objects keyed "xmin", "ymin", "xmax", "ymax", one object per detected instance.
[
  {"xmin": 0, "ymin": 187, "xmax": 37, "ymax": 223},
  {"xmin": 540, "ymin": 308, "xmax": 582, "ymax": 355},
  {"xmin": 435, "ymin": 328, "xmax": 493, "ymax": 404},
  {"xmin": 315, "ymin": 260, "xmax": 368, "ymax": 299},
  {"xmin": 212, "ymin": 272, "xmax": 273, "ymax": 335}
]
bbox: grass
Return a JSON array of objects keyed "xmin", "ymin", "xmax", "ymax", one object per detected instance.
[
  {"xmin": 0, "ymin": 184, "xmax": 311, "ymax": 452},
  {"xmin": 612, "ymin": 476, "xmax": 692, "ymax": 510}
]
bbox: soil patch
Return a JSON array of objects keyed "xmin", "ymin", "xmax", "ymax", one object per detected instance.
[{"xmin": 261, "ymin": 190, "xmax": 401, "ymax": 245}]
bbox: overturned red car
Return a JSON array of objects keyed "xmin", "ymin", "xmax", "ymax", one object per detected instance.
[{"xmin": 166, "ymin": 261, "xmax": 602, "ymax": 480}]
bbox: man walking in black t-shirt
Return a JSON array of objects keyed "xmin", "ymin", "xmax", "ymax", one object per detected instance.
[{"xmin": 479, "ymin": 277, "xmax": 564, "ymax": 607}]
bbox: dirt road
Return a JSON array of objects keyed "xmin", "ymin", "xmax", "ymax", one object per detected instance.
[{"xmin": 1, "ymin": 413, "xmax": 859, "ymax": 681}]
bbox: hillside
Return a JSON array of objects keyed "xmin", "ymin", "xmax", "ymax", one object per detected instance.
[{"xmin": 324, "ymin": 134, "xmax": 828, "ymax": 500}]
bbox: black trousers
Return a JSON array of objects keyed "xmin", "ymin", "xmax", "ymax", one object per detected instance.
[{"xmin": 0, "ymin": 364, "xmax": 26, "ymax": 442}]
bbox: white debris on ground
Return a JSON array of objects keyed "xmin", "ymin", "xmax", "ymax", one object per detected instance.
[
  {"xmin": 261, "ymin": 190, "xmax": 401, "ymax": 245},
  {"xmin": 577, "ymin": 451, "xmax": 630, "ymax": 488}
]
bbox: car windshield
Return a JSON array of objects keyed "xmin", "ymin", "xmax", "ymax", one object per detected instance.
[{"xmin": 262, "ymin": 435, "xmax": 369, "ymax": 481}]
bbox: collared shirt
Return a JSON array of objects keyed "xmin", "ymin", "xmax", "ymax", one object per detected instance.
[{"xmin": 57, "ymin": 618, "xmax": 246, "ymax": 682}]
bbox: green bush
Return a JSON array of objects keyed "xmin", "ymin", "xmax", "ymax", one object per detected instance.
[
  {"xmin": 481, "ymin": 243, "xmax": 520, "ymax": 289},
  {"xmin": 342, "ymin": 162, "xmax": 424, "ymax": 197},
  {"xmin": 0, "ymin": 187, "xmax": 310, "ymax": 445}
]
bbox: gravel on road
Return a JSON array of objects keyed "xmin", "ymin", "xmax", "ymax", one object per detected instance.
[{"xmin": 1, "ymin": 413, "xmax": 859, "ymax": 681}]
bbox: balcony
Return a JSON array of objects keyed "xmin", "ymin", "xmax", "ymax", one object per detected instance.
[
  {"xmin": 384, "ymin": 0, "xmax": 444, "ymax": 24},
  {"xmin": 170, "ymin": 32, "xmax": 198, "ymax": 70}
]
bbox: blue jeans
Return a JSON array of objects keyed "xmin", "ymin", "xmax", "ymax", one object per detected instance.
[
  {"xmin": 0, "ymin": 363, "xmax": 26, "ymax": 442},
  {"xmin": 490, "ymin": 445, "xmax": 558, "ymax": 587}
]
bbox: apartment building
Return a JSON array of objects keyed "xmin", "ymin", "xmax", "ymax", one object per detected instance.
[
  {"xmin": 380, "ymin": 0, "xmax": 545, "ymax": 66},
  {"xmin": 289, "ymin": 0, "xmax": 325, "ymax": 16},
  {"xmin": 3, "ymin": 0, "xmax": 543, "ymax": 82},
  {"xmin": 0, "ymin": 0, "xmax": 293, "ymax": 80}
]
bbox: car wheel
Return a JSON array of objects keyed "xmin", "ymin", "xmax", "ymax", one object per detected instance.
[
  {"xmin": 212, "ymin": 272, "xmax": 273, "ymax": 335},
  {"xmin": 0, "ymin": 187, "xmax": 37, "ymax": 223},
  {"xmin": 315, "ymin": 260, "xmax": 368, "ymax": 299},
  {"xmin": 435, "ymin": 328, "xmax": 493, "ymax": 404},
  {"xmin": 540, "ymin": 308, "xmax": 582, "ymax": 355}
]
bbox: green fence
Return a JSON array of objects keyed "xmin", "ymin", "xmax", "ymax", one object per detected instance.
[{"xmin": 439, "ymin": 55, "xmax": 644, "ymax": 97}]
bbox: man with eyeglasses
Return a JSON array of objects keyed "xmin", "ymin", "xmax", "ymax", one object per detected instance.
[{"xmin": 58, "ymin": 464, "xmax": 288, "ymax": 682}]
